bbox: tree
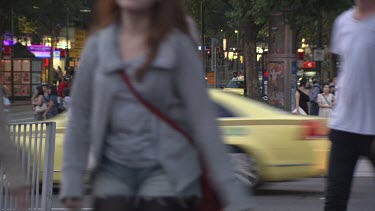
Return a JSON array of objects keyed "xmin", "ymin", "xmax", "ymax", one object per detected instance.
[
  {"xmin": 25, "ymin": 0, "xmax": 85, "ymax": 84},
  {"xmin": 186, "ymin": 0, "xmax": 352, "ymax": 100},
  {"xmin": 0, "ymin": 0, "xmax": 33, "ymax": 59}
]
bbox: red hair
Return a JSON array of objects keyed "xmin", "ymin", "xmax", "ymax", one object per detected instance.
[{"xmin": 91, "ymin": 0, "xmax": 191, "ymax": 81}]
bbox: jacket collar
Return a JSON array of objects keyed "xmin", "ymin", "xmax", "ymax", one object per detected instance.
[{"xmin": 97, "ymin": 23, "xmax": 177, "ymax": 73}]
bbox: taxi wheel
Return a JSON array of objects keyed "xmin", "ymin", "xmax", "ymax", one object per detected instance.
[{"xmin": 227, "ymin": 147, "xmax": 259, "ymax": 189}]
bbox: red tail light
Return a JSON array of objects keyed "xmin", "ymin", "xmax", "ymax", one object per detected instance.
[{"xmin": 302, "ymin": 120, "xmax": 328, "ymax": 140}]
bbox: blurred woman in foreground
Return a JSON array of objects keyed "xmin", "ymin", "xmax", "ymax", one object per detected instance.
[{"xmin": 60, "ymin": 0, "xmax": 253, "ymax": 211}]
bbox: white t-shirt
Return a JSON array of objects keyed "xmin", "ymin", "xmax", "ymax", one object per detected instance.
[{"xmin": 329, "ymin": 8, "xmax": 375, "ymax": 135}]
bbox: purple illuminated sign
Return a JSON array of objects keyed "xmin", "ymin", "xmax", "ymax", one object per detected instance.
[
  {"xmin": 28, "ymin": 45, "xmax": 60, "ymax": 58},
  {"xmin": 3, "ymin": 40, "xmax": 13, "ymax": 46}
]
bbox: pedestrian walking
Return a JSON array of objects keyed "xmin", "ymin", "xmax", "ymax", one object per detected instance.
[
  {"xmin": 58, "ymin": 75, "xmax": 71, "ymax": 98},
  {"xmin": 68, "ymin": 67, "xmax": 75, "ymax": 77},
  {"xmin": 294, "ymin": 78, "xmax": 309, "ymax": 115},
  {"xmin": 0, "ymin": 84, "xmax": 10, "ymax": 112},
  {"xmin": 42, "ymin": 86, "xmax": 59, "ymax": 120},
  {"xmin": 32, "ymin": 86, "xmax": 47, "ymax": 121},
  {"xmin": 52, "ymin": 68, "xmax": 57, "ymax": 86},
  {"xmin": 309, "ymin": 77, "xmax": 320, "ymax": 115},
  {"xmin": 325, "ymin": 0, "xmax": 375, "ymax": 210},
  {"xmin": 60, "ymin": 0, "xmax": 253, "ymax": 211},
  {"xmin": 62, "ymin": 88, "xmax": 71, "ymax": 110},
  {"xmin": 329, "ymin": 77, "xmax": 337, "ymax": 96},
  {"xmin": 317, "ymin": 84, "xmax": 335, "ymax": 118},
  {"xmin": 57, "ymin": 66, "xmax": 64, "ymax": 84}
]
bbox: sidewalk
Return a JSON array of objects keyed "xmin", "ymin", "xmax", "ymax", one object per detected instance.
[
  {"xmin": 11, "ymin": 100, "xmax": 31, "ymax": 106},
  {"xmin": 9, "ymin": 101, "xmax": 33, "ymax": 113}
]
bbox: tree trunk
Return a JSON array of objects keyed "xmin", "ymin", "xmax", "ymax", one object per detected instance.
[{"xmin": 243, "ymin": 19, "xmax": 258, "ymax": 99}]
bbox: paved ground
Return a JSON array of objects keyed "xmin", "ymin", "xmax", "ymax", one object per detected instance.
[
  {"xmin": 253, "ymin": 177, "xmax": 375, "ymax": 211},
  {"xmin": 50, "ymin": 177, "xmax": 375, "ymax": 211},
  {"xmin": 7, "ymin": 101, "xmax": 34, "ymax": 123},
  {"xmin": 8, "ymin": 101, "xmax": 375, "ymax": 210}
]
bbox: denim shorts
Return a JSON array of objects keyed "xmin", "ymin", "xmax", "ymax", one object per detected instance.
[{"xmin": 92, "ymin": 158, "xmax": 201, "ymax": 198}]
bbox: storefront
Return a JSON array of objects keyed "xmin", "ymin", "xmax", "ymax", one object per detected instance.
[
  {"xmin": 0, "ymin": 43, "xmax": 41, "ymax": 99},
  {"xmin": 0, "ymin": 42, "xmax": 63, "ymax": 99}
]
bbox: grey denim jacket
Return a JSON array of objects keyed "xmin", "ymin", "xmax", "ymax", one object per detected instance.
[{"xmin": 60, "ymin": 24, "xmax": 254, "ymax": 211}]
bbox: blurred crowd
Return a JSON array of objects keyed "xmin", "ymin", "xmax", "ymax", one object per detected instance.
[
  {"xmin": 294, "ymin": 77, "xmax": 337, "ymax": 118},
  {"xmin": 31, "ymin": 71, "xmax": 72, "ymax": 121}
]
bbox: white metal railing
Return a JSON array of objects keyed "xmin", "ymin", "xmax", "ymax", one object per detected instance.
[{"xmin": 0, "ymin": 122, "xmax": 56, "ymax": 211}]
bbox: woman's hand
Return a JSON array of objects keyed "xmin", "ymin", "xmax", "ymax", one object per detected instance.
[{"xmin": 63, "ymin": 198, "xmax": 83, "ymax": 210}]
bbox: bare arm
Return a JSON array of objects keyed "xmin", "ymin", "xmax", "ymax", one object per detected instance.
[
  {"xmin": 32, "ymin": 95, "xmax": 44, "ymax": 106},
  {"xmin": 43, "ymin": 99, "xmax": 54, "ymax": 117},
  {"xmin": 318, "ymin": 94, "xmax": 332, "ymax": 108},
  {"xmin": 295, "ymin": 90, "xmax": 300, "ymax": 113}
]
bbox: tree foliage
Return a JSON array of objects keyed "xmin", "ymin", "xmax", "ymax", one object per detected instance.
[
  {"xmin": 186, "ymin": 0, "xmax": 353, "ymax": 99},
  {"xmin": 0, "ymin": 0, "xmax": 85, "ymax": 36}
]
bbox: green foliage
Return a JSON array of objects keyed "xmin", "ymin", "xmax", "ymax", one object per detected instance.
[
  {"xmin": 257, "ymin": 0, "xmax": 353, "ymax": 45},
  {"xmin": 0, "ymin": 0, "xmax": 29, "ymax": 34},
  {"xmin": 186, "ymin": 0, "xmax": 353, "ymax": 45},
  {"xmin": 29, "ymin": 0, "xmax": 85, "ymax": 34},
  {"xmin": 0, "ymin": 0, "xmax": 85, "ymax": 36},
  {"xmin": 187, "ymin": 0, "xmax": 234, "ymax": 38},
  {"xmin": 185, "ymin": 0, "xmax": 353, "ymax": 99}
]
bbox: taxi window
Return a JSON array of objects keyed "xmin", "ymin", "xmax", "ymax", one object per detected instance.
[{"xmin": 212, "ymin": 102, "xmax": 236, "ymax": 118}]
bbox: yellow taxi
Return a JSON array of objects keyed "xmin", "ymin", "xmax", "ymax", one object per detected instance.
[
  {"xmin": 35, "ymin": 89, "xmax": 331, "ymax": 188},
  {"xmin": 211, "ymin": 90, "xmax": 330, "ymax": 187}
]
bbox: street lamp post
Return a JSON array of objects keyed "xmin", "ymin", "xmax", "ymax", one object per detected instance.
[
  {"xmin": 235, "ymin": 30, "xmax": 239, "ymax": 73},
  {"xmin": 10, "ymin": 7, "xmax": 15, "ymax": 102},
  {"xmin": 65, "ymin": 8, "xmax": 70, "ymax": 72},
  {"xmin": 201, "ymin": 1, "xmax": 205, "ymax": 71}
]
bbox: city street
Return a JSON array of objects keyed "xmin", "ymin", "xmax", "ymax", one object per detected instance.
[
  {"xmin": 8, "ymin": 104, "xmax": 375, "ymax": 210},
  {"xmin": 48, "ymin": 177, "xmax": 375, "ymax": 211},
  {"xmin": 7, "ymin": 104, "xmax": 34, "ymax": 123}
]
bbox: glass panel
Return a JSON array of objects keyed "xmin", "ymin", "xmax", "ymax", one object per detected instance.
[
  {"xmin": 14, "ymin": 60, "xmax": 22, "ymax": 71},
  {"xmin": 22, "ymin": 72, "xmax": 31, "ymax": 84},
  {"xmin": 4, "ymin": 60, "xmax": 11, "ymax": 71},
  {"xmin": 14, "ymin": 85, "xmax": 30, "ymax": 97},
  {"xmin": 22, "ymin": 60, "xmax": 31, "ymax": 72},
  {"xmin": 14, "ymin": 72, "xmax": 22, "ymax": 84},
  {"xmin": 32, "ymin": 73, "xmax": 41, "ymax": 84},
  {"xmin": 32, "ymin": 60, "xmax": 42, "ymax": 72}
]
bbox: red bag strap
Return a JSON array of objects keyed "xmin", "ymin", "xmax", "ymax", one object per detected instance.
[{"xmin": 120, "ymin": 70, "xmax": 194, "ymax": 145}]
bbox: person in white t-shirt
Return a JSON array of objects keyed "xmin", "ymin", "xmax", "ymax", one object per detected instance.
[
  {"xmin": 62, "ymin": 88, "xmax": 71, "ymax": 110},
  {"xmin": 325, "ymin": 1, "xmax": 375, "ymax": 210}
]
